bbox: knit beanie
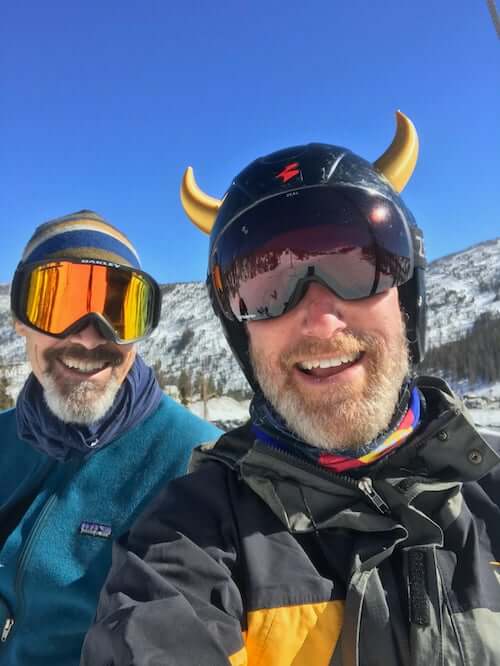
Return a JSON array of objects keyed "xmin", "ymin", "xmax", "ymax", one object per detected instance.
[{"xmin": 20, "ymin": 210, "xmax": 141, "ymax": 269}]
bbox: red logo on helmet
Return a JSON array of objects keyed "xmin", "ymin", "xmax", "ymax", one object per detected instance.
[{"xmin": 276, "ymin": 162, "xmax": 300, "ymax": 184}]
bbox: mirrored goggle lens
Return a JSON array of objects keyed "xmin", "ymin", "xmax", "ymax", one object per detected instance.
[
  {"xmin": 211, "ymin": 187, "xmax": 413, "ymax": 321},
  {"xmin": 22, "ymin": 262, "xmax": 157, "ymax": 340}
]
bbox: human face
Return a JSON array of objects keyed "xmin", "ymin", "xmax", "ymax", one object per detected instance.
[
  {"xmin": 247, "ymin": 283, "xmax": 409, "ymax": 451},
  {"xmin": 15, "ymin": 320, "xmax": 136, "ymax": 424}
]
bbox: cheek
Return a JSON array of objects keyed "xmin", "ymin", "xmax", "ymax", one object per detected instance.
[
  {"xmin": 250, "ymin": 338, "xmax": 289, "ymax": 382},
  {"xmin": 382, "ymin": 307, "xmax": 406, "ymax": 346},
  {"xmin": 248, "ymin": 321, "xmax": 288, "ymax": 363},
  {"xmin": 366, "ymin": 291, "xmax": 403, "ymax": 340},
  {"xmin": 27, "ymin": 339, "xmax": 43, "ymax": 365},
  {"xmin": 114, "ymin": 347, "xmax": 136, "ymax": 382},
  {"xmin": 25, "ymin": 340, "xmax": 51, "ymax": 384}
]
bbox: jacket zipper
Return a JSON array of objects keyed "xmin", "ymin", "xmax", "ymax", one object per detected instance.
[
  {"xmin": 251, "ymin": 406, "xmax": 458, "ymax": 516},
  {"xmin": 5, "ymin": 458, "xmax": 82, "ymax": 644},
  {"xmin": 1, "ymin": 618, "xmax": 14, "ymax": 642},
  {"xmin": 253, "ymin": 443, "xmax": 391, "ymax": 515},
  {"xmin": 0, "ymin": 458, "xmax": 54, "ymax": 647},
  {"xmin": 10, "ymin": 493, "xmax": 59, "ymax": 641},
  {"xmin": 357, "ymin": 476, "xmax": 390, "ymax": 514}
]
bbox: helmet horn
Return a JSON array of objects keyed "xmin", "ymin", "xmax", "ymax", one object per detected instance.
[
  {"xmin": 180, "ymin": 167, "xmax": 222, "ymax": 234},
  {"xmin": 181, "ymin": 111, "xmax": 418, "ymax": 232},
  {"xmin": 373, "ymin": 111, "xmax": 419, "ymax": 192}
]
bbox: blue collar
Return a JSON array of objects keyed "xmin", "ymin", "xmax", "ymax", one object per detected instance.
[{"xmin": 16, "ymin": 355, "xmax": 163, "ymax": 462}]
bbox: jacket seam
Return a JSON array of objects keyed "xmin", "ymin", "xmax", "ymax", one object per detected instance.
[{"xmin": 436, "ymin": 558, "xmax": 466, "ymax": 665}]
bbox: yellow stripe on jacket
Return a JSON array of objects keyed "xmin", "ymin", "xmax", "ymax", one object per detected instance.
[{"xmin": 229, "ymin": 600, "xmax": 344, "ymax": 665}]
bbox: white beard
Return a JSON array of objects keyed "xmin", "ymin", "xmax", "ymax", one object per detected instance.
[{"xmin": 42, "ymin": 374, "xmax": 121, "ymax": 425}]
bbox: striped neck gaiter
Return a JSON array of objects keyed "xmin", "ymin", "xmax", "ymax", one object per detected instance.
[{"xmin": 251, "ymin": 382, "xmax": 421, "ymax": 474}]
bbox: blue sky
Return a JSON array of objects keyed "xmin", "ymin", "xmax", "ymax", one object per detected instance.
[{"xmin": 1, "ymin": 1, "xmax": 499, "ymax": 284}]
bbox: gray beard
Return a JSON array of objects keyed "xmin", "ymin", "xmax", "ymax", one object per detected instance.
[
  {"xmin": 42, "ymin": 374, "xmax": 121, "ymax": 425},
  {"xmin": 251, "ymin": 328, "xmax": 410, "ymax": 452}
]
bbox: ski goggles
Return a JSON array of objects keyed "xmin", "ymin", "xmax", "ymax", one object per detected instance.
[
  {"xmin": 210, "ymin": 186, "xmax": 423, "ymax": 321},
  {"xmin": 11, "ymin": 259, "xmax": 161, "ymax": 343}
]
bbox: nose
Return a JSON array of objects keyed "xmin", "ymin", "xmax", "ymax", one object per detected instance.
[
  {"xmin": 298, "ymin": 282, "xmax": 348, "ymax": 339},
  {"xmin": 69, "ymin": 322, "xmax": 109, "ymax": 349}
]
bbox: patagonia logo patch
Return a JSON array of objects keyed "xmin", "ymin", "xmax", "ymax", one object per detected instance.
[{"xmin": 79, "ymin": 521, "xmax": 112, "ymax": 539}]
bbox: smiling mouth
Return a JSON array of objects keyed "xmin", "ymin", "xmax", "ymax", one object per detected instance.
[
  {"xmin": 296, "ymin": 352, "xmax": 363, "ymax": 377},
  {"xmin": 58, "ymin": 357, "xmax": 112, "ymax": 376}
]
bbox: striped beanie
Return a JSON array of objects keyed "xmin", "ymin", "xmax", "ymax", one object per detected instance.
[{"xmin": 21, "ymin": 210, "xmax": 141, "ymax": 269}]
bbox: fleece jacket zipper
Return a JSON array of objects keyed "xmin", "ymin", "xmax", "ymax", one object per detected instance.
[{"xmin": 3, "ymin": 458, "xmax": 82, "ymax": 644}]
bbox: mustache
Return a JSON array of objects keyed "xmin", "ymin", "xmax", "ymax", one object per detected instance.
[
  {"xmin": 279, "ymin": 330, "xmax": 376, "ymax": 368},
  {"xmin": 44, "ymin": 344, "xmax": 125, "ymax": 367}
]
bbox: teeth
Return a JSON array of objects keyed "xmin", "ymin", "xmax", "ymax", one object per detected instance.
[
  {"xmin": 61, "ymin": 358, "xmax": 107, "ymax": 373},
  {"xmin": 299, "ymin": 353, "xmax": 360, "ymax": 371}
]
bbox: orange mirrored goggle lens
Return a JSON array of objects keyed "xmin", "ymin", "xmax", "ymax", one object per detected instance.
[{"xmin": 24, "ymin": 262, "xmax": 156, "ymax": 340}]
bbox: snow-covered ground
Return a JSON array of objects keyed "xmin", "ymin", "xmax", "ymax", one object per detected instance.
[
  {"xmin": 187, "ymin": 392, "xmax": 500, "ymax": 433},
  {"xmin": 469, "ymin": 409, "xmax": 500, "ymax": 429},
  {"xmin": 189, "ymin": 396, "xmax": 251, "ymax": 430},
  {"xmin": 463, "ymin": 381, "xmax": 500, "ymax": 430}
]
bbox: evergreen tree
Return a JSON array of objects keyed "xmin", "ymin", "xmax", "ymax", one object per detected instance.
[
  {"xmin": 178, "ymin": 369, "xmax": 192, "ymax": 405},
  {"xmin": 193, "ymin": 370, "xmax": 204, "ymax": 398},
  {"xmin": 0, "ymin": 375, "xmax": 13, "ymax": 411},
  {"xmin": 152, "ymin": 360, "xmax": 169, "ymax": 390},
  {"xmin": 205, "ymin": 374, "xmax": 217, "ymax": 397},
  {"xmin": 420, "ymin": 313, "xmax": 500, "ymax": 385}
]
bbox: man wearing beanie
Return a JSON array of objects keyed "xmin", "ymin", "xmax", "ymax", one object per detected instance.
[{"xmin": 0, "ymin": 210, "xmax": 220, "ymax": 665}]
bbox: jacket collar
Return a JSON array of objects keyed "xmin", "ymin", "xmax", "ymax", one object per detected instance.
[
  {"xmin": 197, "ymin": 375, "xmax": 499, "ymax": 485},
  {"xmin": 193, "ymin": 376, "xmax": 500, "ymax": 548}
]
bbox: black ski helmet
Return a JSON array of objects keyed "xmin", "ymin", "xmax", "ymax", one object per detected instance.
[{"xmin": 181, "ymin": 112, "xmax": 426, "ymax": 390}]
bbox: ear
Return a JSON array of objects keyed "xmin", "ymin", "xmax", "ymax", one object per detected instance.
[{"xmin": 14, "ymin": 320, "xmax": 29, "ymax": 337}]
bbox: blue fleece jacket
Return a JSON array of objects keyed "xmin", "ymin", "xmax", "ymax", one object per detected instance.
[{"xmin": 0, "ymin": 395, "xmax": 221, "ymax": 665}]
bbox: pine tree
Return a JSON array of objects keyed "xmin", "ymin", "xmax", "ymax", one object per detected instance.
[
  {"xmin": 152, "ymin": 360, "xmax": 169, "ymax": 390},
  {"xmin": 419, "ymin": 313, "xmax": 500, "ymax": 385},
  {"xmin": 178, "ymin": 370, "xmax": 192, "ymax": 405},
  {"xmin": 0, "ymin": 375, "xmax": 13, "ymax": 411}
]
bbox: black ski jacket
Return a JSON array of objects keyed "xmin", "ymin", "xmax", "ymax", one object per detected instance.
[{"xmin": 81, "ymin": 377, "xmax": 500, "ymax": 666}]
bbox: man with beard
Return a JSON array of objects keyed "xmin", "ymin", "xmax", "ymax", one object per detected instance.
[
  {"xmin": 82, "ymin": 114, "xmax": 500, "ymax": 665},
  {"xmin": 0, "ymin": 210, "xmax": 220, "ymax": 666}
]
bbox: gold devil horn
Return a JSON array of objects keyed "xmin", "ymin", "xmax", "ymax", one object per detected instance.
[
  {"xmin": 180, "ymin": 167, "xmax": 222, "ymax": 234},
  {"xmin": 373, "ymin": 111, "xmax": 419, "ymax": 192}
]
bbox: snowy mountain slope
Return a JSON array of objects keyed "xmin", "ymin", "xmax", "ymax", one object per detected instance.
[
  {"xmin": 1, "ymin": 237, "xmax": 499, "ymax": 401},
  {"xmin": 139, "ymin": 282, "xmax": 245, "ymax": 393},
  {"xmin": 0, "ymin": 288, "xmax": 24, "ymax": 363},
  {"xmin": 425, "ymin": 238, "xmax": 500, "ymax": 348}
]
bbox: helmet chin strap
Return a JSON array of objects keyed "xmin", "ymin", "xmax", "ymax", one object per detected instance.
[{"xmin": 398, "ymin": 267, "xmax": 427, "ymax": 365}]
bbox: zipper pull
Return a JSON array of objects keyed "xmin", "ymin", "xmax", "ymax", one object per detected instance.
[
  {"xmin": 1, "ymin": 618, "xmax": 14, "ymax": 642},
  {"xmin": 358, "ymin": 477, "xmax": 390, "ymax": 515}
]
